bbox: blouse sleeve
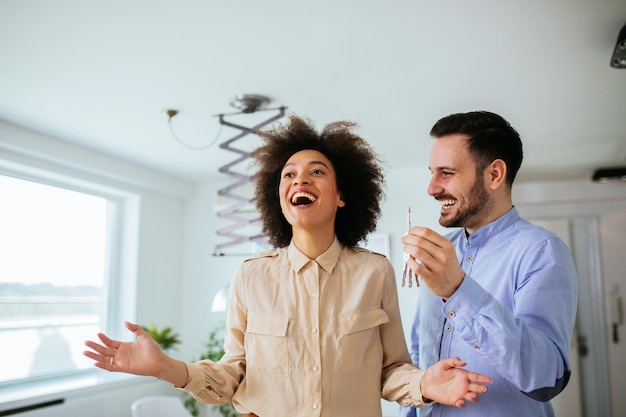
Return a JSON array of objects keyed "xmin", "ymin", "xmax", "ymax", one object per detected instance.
[{"xmin": 378, "ymin": 258, "xmax": 428, "ymax": 407}]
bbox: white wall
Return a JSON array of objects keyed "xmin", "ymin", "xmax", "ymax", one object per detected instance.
[{"xmin": 178, "ymin": 178, "xmax": 254, "ymax": 361}]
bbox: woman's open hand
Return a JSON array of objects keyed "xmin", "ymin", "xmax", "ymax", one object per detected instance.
[
  {"xmin": 421, "ymin": 357, "xmax": 492, "ymax": 407},
  {"xmin": 83, "ymin": 321, "xmax": 166, "ymax": 377}
]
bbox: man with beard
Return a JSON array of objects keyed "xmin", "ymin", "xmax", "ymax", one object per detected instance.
[{"xmin": 399, "ymin": 111, "xmax": 578, "ymax": 417}]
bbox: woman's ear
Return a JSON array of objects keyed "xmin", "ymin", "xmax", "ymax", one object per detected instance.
[{"xmin": 338, "ymin": 193, "xmax": 346, "ymax": 208}]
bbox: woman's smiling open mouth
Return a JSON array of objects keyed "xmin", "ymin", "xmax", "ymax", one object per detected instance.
[{"xmin": 291, "ymin": 191, "xmax": 317, "ymax": 206}]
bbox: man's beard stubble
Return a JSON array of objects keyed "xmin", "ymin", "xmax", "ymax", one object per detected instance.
[{"xmin": 439, "ymin": 178, "xmax": 491, "ymax": 230}]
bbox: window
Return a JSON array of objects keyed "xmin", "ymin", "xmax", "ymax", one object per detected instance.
[{"xmin": 0, "ymin": 172, "xmax": 133, "ymax": 385}]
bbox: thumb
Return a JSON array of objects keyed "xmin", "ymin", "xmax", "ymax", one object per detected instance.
[{"xmin": 125, "ymin": 321, "xmax": 143, "ymax": 335}]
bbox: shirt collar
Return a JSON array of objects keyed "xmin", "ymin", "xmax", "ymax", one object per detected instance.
[
  {"xmin": 467, "ymin": 206, "xmax": 519, "ymax": 243},
  {"xmin": 288, "ymin": 237, "xmax": 342, "ymax": 274}
]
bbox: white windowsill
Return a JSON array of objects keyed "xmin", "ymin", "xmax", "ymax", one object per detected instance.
[{"xmin": 0, "ymin": 371, "xmax": 147, "ymax": 413}]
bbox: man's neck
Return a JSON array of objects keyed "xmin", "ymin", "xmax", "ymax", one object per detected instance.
[{"xmin": 465, "ymin": 202, "xmax": 514, "ymax": 235}]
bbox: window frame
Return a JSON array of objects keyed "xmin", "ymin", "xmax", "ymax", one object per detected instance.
[{"xmin": 0, "ymin": 157, "xmax": 141, "ymax": 400}]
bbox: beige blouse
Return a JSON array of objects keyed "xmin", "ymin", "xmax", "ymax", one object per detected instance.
[{"xmin": 182, "ymin": 238, "xmax": 427, "ymax": 417}]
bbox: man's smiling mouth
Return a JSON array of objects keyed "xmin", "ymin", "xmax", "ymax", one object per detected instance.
[{"xmin": 439, "ymin": 198, "xmax": 456, "ymax": 208}]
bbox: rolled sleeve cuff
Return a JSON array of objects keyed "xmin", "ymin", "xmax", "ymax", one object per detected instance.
[
  {"xmin": 175, "ymin": 361, "xmax": 224, "ymax": 402},
  {"xmin": 397, "ymin": 368, "xmax": 430, "ymax": 408}
]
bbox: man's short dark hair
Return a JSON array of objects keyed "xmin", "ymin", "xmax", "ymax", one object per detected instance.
[{"xmin": 431, "ymin": 111, "xmax": 523, "ymax": 186}]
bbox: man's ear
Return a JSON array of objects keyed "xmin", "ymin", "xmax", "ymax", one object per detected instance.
[{"xmin": 486, "ymin": 159, "xmax": 507, "ymax": 190}]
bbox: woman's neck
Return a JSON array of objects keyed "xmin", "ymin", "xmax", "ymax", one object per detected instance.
[{"xmin": 292, "ymin": 228, "xmax": 336, "ymax": 259}]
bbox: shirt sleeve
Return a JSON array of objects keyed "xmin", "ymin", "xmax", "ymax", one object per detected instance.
[
  {"xmin": 444, "ymin": 236, "xmax": 578, "ymax": 400},
  {"xmin": 378, "ymin": 259, "xmax": 429, "ymax": 407}
]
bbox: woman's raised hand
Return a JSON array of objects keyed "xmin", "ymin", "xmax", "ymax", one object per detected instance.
[{"xmin": 83, "ymin": 321, "xmax": 166, "ymax": 377}]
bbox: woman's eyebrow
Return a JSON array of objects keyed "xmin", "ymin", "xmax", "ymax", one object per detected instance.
[
  {"xmin": 308, "ymin": 160, "xmax": 329, "ymax": 168},
  {"xmin": 282, "ymin": 160, "xmax": 329, "ymax": 169}
]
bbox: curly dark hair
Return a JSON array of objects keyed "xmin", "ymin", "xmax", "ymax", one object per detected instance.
[{"xmin": 251, "ymin": 114, "xmax": 386, "ymax": 249}]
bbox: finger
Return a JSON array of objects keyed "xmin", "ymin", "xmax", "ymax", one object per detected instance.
[
  {"xmin": 84, "ymin": 339, "xmax": 109, "ymax": 355},
  {"xmin": 94, "ymin": 359, "xmax": 117, "ymax": 372},
  {"xmin": 463, "ymin": 391, "xmax": 480, "ymax": 404},
  {"xmin": 447, "ymin": 357, "xmax": 468, "ymax": 368},
  {"xmin": 406, "ymin": 226, "xmax": 447, "ymax": 247},
  {"xmin": 403, "ymin": 240, "xmax": 440, "ymax": 272},
  {"xmin": 85, "ymin": 338, "xmax": 118, "ymax": 359},
  {"xmin": 82, "ymin": 348, "xmax": 113, "ymax": 368},
  {"xmin": 406, "ymin": 226, "xmax": 430, "ymax": 236},
  {"xmin": 438, "ymin": 357, "xmax": 464, "ymax": 369},
  {"xmin": 126, "ymin": 321, "xmax": 147, "ymax": 337},
  {"xmin": 82, "ymin": 349, "xmax": 103, "ymax": 363},
  {"xmin": 407, "ymin": 257, "xmax": 426, "ymax": 272},
  {"xmin": 96, "ymin": 332, "xmax": 121, "ymax": 349},
  {"xmin": 418, "ymin": 227, "xmax": 448, "ymax": 247},
  {"xmin": 468, "ymin": 372, "xmax": 492, "ymax": 384},
  {"xmin": 402, "ymin": 229, "xmax": 429, "ymax": 248},
  {"xmin": 468, "ymin": 382, "xmax": 488, "ymax": 395}
]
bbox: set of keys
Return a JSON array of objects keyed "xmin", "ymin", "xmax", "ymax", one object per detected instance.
[{"xmin": 401, "ymin": 206, "xmax": 418, "ymax": 288}]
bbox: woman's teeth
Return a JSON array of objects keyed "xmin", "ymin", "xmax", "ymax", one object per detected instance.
[{"xmin": 291, "ymin": 192, "xmax": 317, "ymax": 205}]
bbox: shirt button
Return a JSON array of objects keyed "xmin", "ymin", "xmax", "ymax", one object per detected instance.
[
  {"xmin": 474, "ymin": 344, "xmax": 480, "ymax": 350},
  {"xmin": 445, "ymin": 325, "xmax": 452, "ymax": 332},
  {"xmin": 466, "ymin": 255, "xmax": 473, "ymax": 261},
  {"xmin": 312, "ymin": 365, "xmax": 319, "ymax": 371},
  {"xmin": 312, "ymin": 403, "xmax": 319, "ymax": 409},
  {"xmin": 311, "ymin": 328, "xmax": 318, "ymax": 334},
  {"xmin": 448, "ymin": 311, "xmax": 456, "ymax": 318}
]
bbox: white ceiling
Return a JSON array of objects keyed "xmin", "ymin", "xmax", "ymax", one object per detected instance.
[{"xmin": 1, "ymin": 0, "xmax": 625, "ymax": 183}]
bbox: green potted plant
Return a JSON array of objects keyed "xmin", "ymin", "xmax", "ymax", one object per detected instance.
[
  {"xmin": 141, "ymin": 323, "xmax": 180, "ymax": 350},
  {"xmin": 183, "ymin": 323, "xmax": 239, "ymax": 417},
  {"xmin": 141, "ymin": 323, "xmax": 182, "ymax": 351}
]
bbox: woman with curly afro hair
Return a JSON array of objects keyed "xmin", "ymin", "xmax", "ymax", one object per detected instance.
[
  {"xmin": 83, "ymin": 114, "xmax": 491, "ymax": 417},
  {"xmin": 252, "ymin": 114, "xmax": 385, "ymax": 250}
]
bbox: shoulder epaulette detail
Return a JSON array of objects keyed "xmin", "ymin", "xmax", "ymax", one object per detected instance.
[
  {"xmin": 243, "ymin": 250, "xmax": 279, "ymax": 262},
  {"xmin": 352, "ymin": 246, "xmax": 386, "ymax": 257}
]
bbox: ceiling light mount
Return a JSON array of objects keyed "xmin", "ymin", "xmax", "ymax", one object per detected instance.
[
  {"xmin": 162, "ymin": 94, "xmax": 284, "ymax": 151},
  {"xmin": 165, "ymin": 109, "xmax": 178, "ymax": 119},
  {"xmin": 229, "ymin": 94, "xmax": 271, "ymax": 113}
]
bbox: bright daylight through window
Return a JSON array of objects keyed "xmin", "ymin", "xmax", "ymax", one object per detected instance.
[{"xmin": 0, "ymin": 174, "xmax": 108, "ymax": 384}]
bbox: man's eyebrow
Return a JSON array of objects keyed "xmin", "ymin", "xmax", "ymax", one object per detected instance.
[{"xmin": 430, "ymin": 165, "xmax": 456, "ymax": 171}]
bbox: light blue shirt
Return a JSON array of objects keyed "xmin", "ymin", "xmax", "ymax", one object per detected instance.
[{"xmin": 400, "ymin": 208, "xmax": 578, "ymax": 417}]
